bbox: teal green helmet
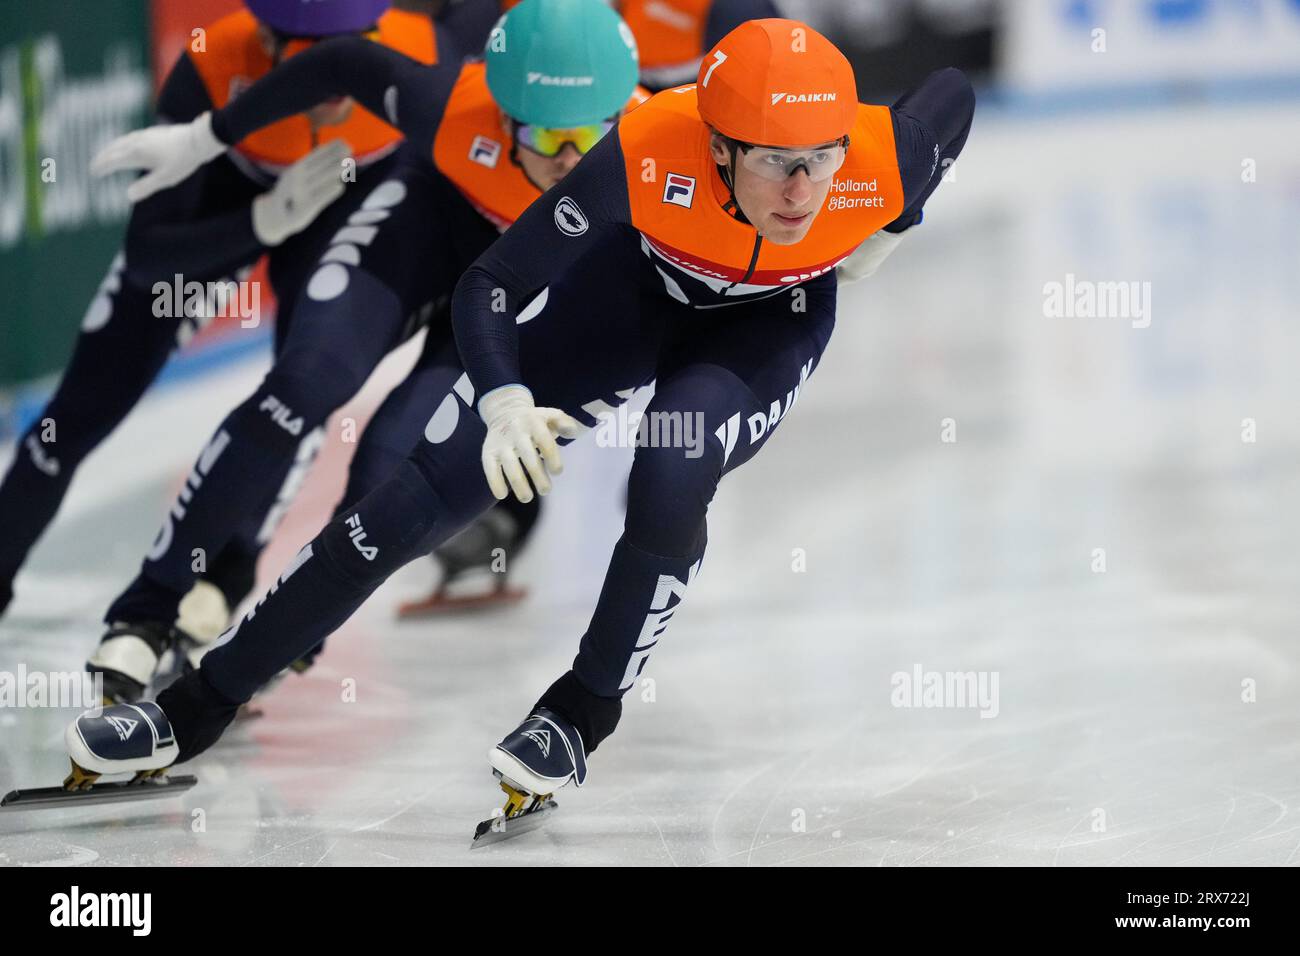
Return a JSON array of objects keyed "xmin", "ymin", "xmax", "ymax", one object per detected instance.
[{"xmin": 485, "ymin": 0, "xmax": 640, "ymax": 128}]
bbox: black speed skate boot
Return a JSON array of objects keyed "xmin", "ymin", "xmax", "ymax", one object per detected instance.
[
  {"xmin": 491, "ymin": 708, "xmax": 589, "ymax": 795},
  {"xmin": 471, "ymin": 707, "xmax": 586, "ymax": 847},
  {"xmin": 64, "ymin": 701, "xmax": 180, "ymax": 789},
  {"xmin": 0, "ymin": 701, "xmax": 192, "ymax": 809},
  {"xmin": 86, "ymin": 621, "xmax": 176, "ymax": 705},
  {"xmin": 2, "ymin": 673, "xmax": 238, "ymax": 809}
]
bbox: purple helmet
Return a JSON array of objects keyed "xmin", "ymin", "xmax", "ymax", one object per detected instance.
[{"xmin": 245, "ymin": 0, "xmax": 391, "ymax": 36}]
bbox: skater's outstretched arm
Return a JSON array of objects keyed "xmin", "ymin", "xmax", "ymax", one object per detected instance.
[
  {"xmin": 838, "ymin": 68, "xmax": 976, "ymax": 283},
  {"xmin": 92, "ymin": 38, "xmax": 457, "ymax": 202},
  {"xmin": 885, "ymin": 67, "xmax": 976, "ymax": 234},
  {"xmin": 121, "ymin": 54, "xmax": 266, "ymax": 286},
  {"xmin": 207, "ymin": 36, "xmax": 457, "ymax": 158}
]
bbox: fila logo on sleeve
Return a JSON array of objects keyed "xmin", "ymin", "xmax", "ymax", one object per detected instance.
[{"xmin": 662, "ymin": 173, "xmax": 696, "ymax": 208}]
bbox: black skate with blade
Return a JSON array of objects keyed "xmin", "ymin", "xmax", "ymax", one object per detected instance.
[
  {"xmin": 87, "ymin": 621, "xmax": 176, "ymax": 704},
  {"xmin": 2, "ymin": 701, "xmax": 195, "ymax": 810},
  {"xmin": 399, "ymin": 506, "xmax": 528, "ymax": 618},
  {"xmin": 470, "ymin": 708, "xmax": 587, "ymax": 848}
]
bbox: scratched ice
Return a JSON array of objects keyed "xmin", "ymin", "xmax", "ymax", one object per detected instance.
[{"xmin": 1, "ymin": 102, "xmax": 1298, "ymax": 865}]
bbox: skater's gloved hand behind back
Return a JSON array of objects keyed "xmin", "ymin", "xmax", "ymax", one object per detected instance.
[
  {"xmin": 478, "ymin": 385, "xmax": 581, "ymax": 504},
  {"xmin": 837, "ymin": 229, "xmax": 904, "ymax": 284},
  {"xmin": 91, "ymin": 111, "xmax": 226, "ymax": 203},
  {"xmin": 251, "ymin": 140, "xmax": 352, "ymax": 246}
]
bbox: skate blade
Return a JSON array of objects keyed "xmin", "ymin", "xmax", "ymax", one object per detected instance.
[
  {"xmin": 470, "ymin": 796, "xmax": 558, "ymax": 849},
  {"xmin": 397, "ymin": 586, "xmax": 527, "ymax": 620},
  {"xmin": 1, "ymin": 774, "xmax": 198, "ymax": 810}
]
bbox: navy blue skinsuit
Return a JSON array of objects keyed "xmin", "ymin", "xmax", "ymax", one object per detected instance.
[
  {"xmin": 157, "ymin": 63, "xmax": 976, "ymax": 762},
  {"xmin": 0, "ymin": 4, "xmax": 497, "ymax": 619},
  {"xmin": 95, "ymin": 36, "xmax": 541, "ymax": 634}
]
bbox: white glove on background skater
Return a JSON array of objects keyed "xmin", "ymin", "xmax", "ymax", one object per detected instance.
[
  {"xmin": 836, "ymin": 229, "xmax": 904, "ymax": 284},
  {"xmin": 478, "ymin": 385, "xmax": 582, "ymax": 503},
  {"xmin": 91, "ymin": 112, "xmax": 227, "ymax": 202},
  {"xmin": 251, "ymin": 140, "xmax": 351, "ymax": 246}
]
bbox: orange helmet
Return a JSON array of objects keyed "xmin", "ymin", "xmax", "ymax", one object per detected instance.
[{"xmin": 696, "ymin": 18, "xmax": 858, "ymax": 148}]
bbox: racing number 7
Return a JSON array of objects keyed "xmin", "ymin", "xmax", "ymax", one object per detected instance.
[{"xmin": 702, "ymin": 50, "xmax": 727, "ymax": 88}]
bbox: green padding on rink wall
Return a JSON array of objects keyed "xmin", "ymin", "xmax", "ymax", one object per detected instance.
[{"xmin": 0, "ymin": 0, "xmax": 151, "ymax": 387}]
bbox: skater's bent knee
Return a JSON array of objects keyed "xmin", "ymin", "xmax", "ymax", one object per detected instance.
[
  {"xmin": 259, "ymin": 360, "xmax": 366, "ymax": 428},
  {"xmin": 624, "ymin": 440, "xmax": 723, "ymax": 555},
  {"xmin": 316, "ymin": 465, "xmax": 446, "ymax": 583}
]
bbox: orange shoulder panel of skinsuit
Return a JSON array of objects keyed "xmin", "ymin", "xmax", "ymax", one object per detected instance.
[
  {"xmin": 628, "ymin": 85, "xmax": 654, "ymax": 109},
  {"xmin": 619, "ymin": 85, "xmax": 769, "ymax": 280},
  {"xmin": 189, "ymin": 9, "xmax": 270, "ymax": 111},
  {"xmin": 753, "ymin": 104, "xmax": 906, "ymax": 283},
  {"xmin": 620, "ymin": 0, "xmax": 714, "ymax": 70},
  {"xmin": 620, "ymin": 90, "xmax": 906, "ymax": 286},
  {"xmin": 432, "ymin": 63, "xmax": 542, "ymax": 231},
  {"xmin": 190, "ymin": 8, "xmax": 437, "ymax": 171}
]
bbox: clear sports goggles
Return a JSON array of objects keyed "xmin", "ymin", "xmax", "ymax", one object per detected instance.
[
  {"xmin": 735, "ymin": 137, "xmax": 849, "ymax": 183},
  {"xmin": 512, "ymin": 118, "xmax": 617, "ymax": 158}
]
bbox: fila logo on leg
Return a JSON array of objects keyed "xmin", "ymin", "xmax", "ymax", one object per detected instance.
[
  {"xmin": 662, "ymin": 173, "xmax": 696, "ymax": 209},
  {"xmin": 345, "ymin": 514, "xmax": 378, "ymax": 561}
]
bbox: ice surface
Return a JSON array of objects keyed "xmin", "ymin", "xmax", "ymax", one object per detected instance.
[{"xmin": 1, "ymin": 102, "xmax": 1298, "ymax": 866}]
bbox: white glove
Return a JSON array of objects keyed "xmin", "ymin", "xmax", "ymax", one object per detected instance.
[
  {"xmin": 90, "ymin": 111, "xmax": 227, "ymax": 203},
  {"xmin": 252, "ymin": 140, "xmax": 351, "ymax": 246},
  {"xmin": 479, "ymin": 385, "xmax": 582, "ymax": 503},
  {"xmin": 836, "ymin": 229, "xmax": 904, "ymax": 284}
]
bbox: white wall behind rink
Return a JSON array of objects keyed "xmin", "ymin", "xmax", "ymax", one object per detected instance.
[{"xmin": 999, "ymin": 0, "xmax": 1300, "ymax": 92}]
